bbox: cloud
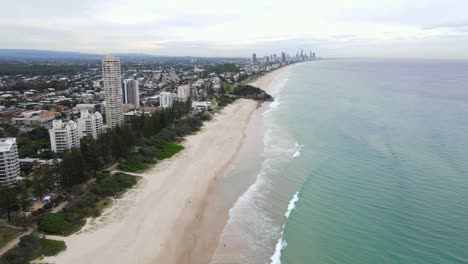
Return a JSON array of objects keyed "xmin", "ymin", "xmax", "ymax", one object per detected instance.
[
  {"xmin": 422, "ymin": 22, "xmax": 468, "ymax": 33},
  {"xmin": 1, "ymin": 0, "xmax": 468, "ymax": 58}
]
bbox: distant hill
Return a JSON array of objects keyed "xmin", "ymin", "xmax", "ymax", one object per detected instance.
[
  {"xmin": 0, "ymin": 49, "xmax": 246, "ymax": 62},
  {"xmin": 0, "ymin": 49, "xmax": 101, "ymax": 60},
  {"xmin": 0, "ymin": 49, "xmax": 177, "ymax": 61}
]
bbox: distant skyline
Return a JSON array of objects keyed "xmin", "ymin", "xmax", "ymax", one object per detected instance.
[{"xmin": 2, "ymin": 0, "xmax": 468, "ymax": 59}]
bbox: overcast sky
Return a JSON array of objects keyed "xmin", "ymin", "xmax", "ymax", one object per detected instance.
[{"xmin": 2, "ymin": 0, "xmax": 468, "ymax": 58}]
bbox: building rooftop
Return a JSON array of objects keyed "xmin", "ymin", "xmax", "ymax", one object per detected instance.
[{"xmin": 0, "ymin": 138, "xmax": 17, "ymax": 152}]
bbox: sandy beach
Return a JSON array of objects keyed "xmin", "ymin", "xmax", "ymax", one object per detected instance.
[{"xmin": 43, "ymin": 65, "xmax": 292, "ymax": 264}]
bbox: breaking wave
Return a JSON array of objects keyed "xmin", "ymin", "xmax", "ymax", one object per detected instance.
[{"xmin": 270, "ymin": 191, "xmax": 300, "ymax": 264}]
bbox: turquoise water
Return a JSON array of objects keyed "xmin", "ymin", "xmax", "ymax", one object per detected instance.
[
  {"xmin": 277, "ymin": 60, "xmax": 468, "ymax": 264},
  {"xmin": 211, "ymin": 59, "xmax": 468, "ymax": 264}
]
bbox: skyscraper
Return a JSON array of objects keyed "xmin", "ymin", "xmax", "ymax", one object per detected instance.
[
  {"xmin": 252, "ymin": 53, "xmax": 257, "ymax": 64},
  {"xmin": 125, "ymin": 79, "xmax": 140, "ymax": 107},
  {"xmin": 312, "ymin": 52, "xmax": 316, "ymax": 60},
  {"xmin": 281, "ymin": 52, "xmax": 286, "ymax": 63},
  {"xmin": 0, "ymin": 138, "xmax": 20, "ymax": 185},
  {"xmin": 121, "ymin": 80, "xmax": 128, "ymax": 104},
  {"xmin": 102, "ymin": 55, "xmax": 124, "ymax": 128}
]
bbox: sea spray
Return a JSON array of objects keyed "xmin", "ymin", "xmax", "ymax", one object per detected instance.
[
  {"xmin": 270, "ymin": 192, "xmax": 300, "ymax": 264},
  {"xmin": 292, "ymin": 141, "xmax": 303, "ymax": 158}
]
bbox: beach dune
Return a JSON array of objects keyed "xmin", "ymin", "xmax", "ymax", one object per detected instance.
[{"xmin": 43, "ymin": 66, "xmax": 291, "ymax": 264}]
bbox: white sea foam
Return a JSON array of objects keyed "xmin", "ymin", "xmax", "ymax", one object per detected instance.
[
  {"xmin": 265, "ymin": 76, "xmax": 289, "ymax": 113},
  {"xmin": 292, "ymin": 141, "xmax": 303, "ymax": 158},
  {"xmin": 285, "ymin": 191, "xmax": 300, "ymax": 218},
  {"xmin": 211, "ymin": 72, "xmax": 296, "ymax": 263},
  {"xmin": 270, "ymin": 100, "xmax": 281, "ymax": 109},
  {"xmin": 270, "ymin": 191, "xmax": 300, "ymax": 264},
  {"xmin": 271, "ymin": 230, "xmax": 287, "ymax": 264}
]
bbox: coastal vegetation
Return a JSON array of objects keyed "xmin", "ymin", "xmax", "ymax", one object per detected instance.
[
  {"xmin": 233, "ymin": 84, "xmax": 274, "ymax": 101},
  {"xmin": 212, "ymin": 82, "xmax": 274, "ymax": 110},
  {"xmin": 38, "ymin": 213, "xmax": 77, "ymax": 236},
  {"xmin": 0, "ymin": 99, "xmax": 193, "ymax": 230},
  {"xmin": 37, "ymin": 172, "xmax": 138, "ymax": 236},
  {"xmin": 0, "ymin": 234, "xmax": 66, "ymax": 264}
]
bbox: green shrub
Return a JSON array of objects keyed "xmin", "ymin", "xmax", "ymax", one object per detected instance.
[
  {"xmin": 216, "ymin": 94, "xmax": 237, "ymax": 107},
  {"xmin": 92, "ymin": 173, "xmax": 138, "ymax": 197},
  {"xmin": 158, "ymin": 128, "xmax": 177, "ymax": 142},
  {"xmin": 119, "ymin": 154, "xmax": 153, "ymax": 172},
  {"xmin": 0, "ymin": 235, "xmax": 66, "ymax": 264},
  {"xmin": 156, "ymin": 143, "xmax": 184, "ymax": 160},
  {"xmin": 233, "ymin": 84, "xmax": 273, "ymax": 100},
  {"xmin": 0, "ymin": 246, "xmax": 28, "ymax": 264},
  {"xmin": 63, "ymin": 193, "xmax": 100, "ymax": 218},
  {"xmin": 38, "ymin": 213, "xmax": 74, "ymax": 235},
  {"xmin": 198, "ymin": 111, "xmax": 212, "ymax": 121},
  {"xmin": 40, "ymin": 238, "xmax": 66, "ymax": 256}
]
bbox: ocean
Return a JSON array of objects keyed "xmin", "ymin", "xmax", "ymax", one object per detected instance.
[{"xmin": 212, "ymin": 59, "xmax": 468, "ymax": 264}]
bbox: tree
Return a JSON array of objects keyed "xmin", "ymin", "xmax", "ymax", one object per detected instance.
[
  {"xmin": 32, "ymin": 167, "xmax": 54, "ymax": 200},
  {"xmin": 32, "ymin": 174, "xmax": 45, "ymax": 200},
  {"xmin": 80, "ymin": 137, "xmax": 102, "ymax": 176},
  {"xmin": 18, "ymin": 192, "xmax": 33, "ymax": 218},
  {"xmin": 70, "ymin": 148, "xmax": 87, "ymax": 184},
  {"xmin": 59, "ymin": 149, "xmax": 88, "ymax": 188},
  {"xmin": 0, "ymin": 184, "xmax": 19, "ymax": 222},
  {"xmin": 4, "ymin": 125, "xmax": 19, "ymax": 137},
  {"xmin": 60, "ymin": 151, "xmax": 75, "ymax": 188}
]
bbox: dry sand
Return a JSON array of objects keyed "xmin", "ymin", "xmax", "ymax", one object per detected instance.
[{"xmin": 43, "ymin": 65, "xmax": 293, "ymax": 264}]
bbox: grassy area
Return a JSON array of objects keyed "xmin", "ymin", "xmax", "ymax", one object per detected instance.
[
  {"xmin": 0, "ymin": 234, "xmax": 66, "ymax": 264},
  {"xmin": 95, "ymin": 198, "xmax": 111, "ymax": 212},
  {"xmin": 92, "ymin": 173, "xmax": 138, "ymax": 198},
  {"xmin": 37, "ymin": 213, "xmax": 81, "ymax": 236},
  {"xmin": 119, "ymin": 154, "xmax": 155, "ymax": 172},
  {"xmin": 0, "ymin": 226, "xmax": 22, "ymax": 249},
  {"xmin": 119, "ymin": 142, "xmax": 184, "ymax": 172},
  {"xmin": 37, "ymin": 173, "xmax": 139, "ymax": 236},
  {"xmin": 38, "ymin": 238, "xmax": 66, "ymax": 257},
  {"xmin": 155, "ymin": 143, "xmax": 184, "ymax": 160}
]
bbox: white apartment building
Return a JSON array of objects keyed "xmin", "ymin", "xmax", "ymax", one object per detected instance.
[
  {"xmin": 160, "ymin": 92, "xmax": 174, "ymax": 109},
  {"xmin": 123, "ymin": 79, "xmax": 140, "ymax": 107},
  {"xmin": 177, "ymin": 85, "xmax": 191, "ymax": 102},
  {"xmin": 102, "ymin": 55, "xmax": 124, "ymax": 128},
  {"xmin": 0, "ymin": 138, "xmax": 20, "ymax": 185},
  {"xmin": 49, "ymin": 120, "xmax": 80, "ymax": 153},
  {"xmin": 77, "ymin": 110, "xmax": 103, "ymax": 139}
]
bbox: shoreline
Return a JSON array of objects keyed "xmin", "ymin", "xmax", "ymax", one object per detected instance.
[
  {"xmin": 177, "ymin": 64, "xmax": 297, "ymax": 263},
  {"xmin": 43, "ymin": 64, "xmax": 295, "ymax": 264}
]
